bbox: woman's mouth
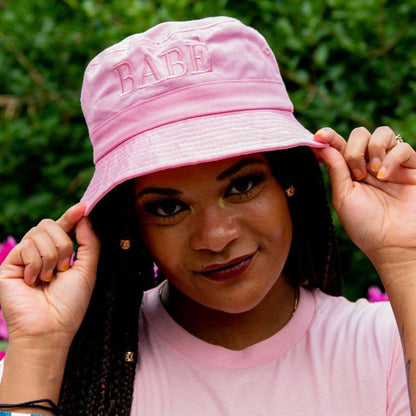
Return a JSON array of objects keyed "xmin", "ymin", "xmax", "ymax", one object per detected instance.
[{"xmin": 196, "ymin": 252, "xmax": 256, "ymax": 282}]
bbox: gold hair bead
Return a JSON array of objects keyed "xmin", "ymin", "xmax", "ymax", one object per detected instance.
[
  {"xmin": 120, "ymin": 239, "xmax": 131, "ymax": 250},
  {"xmin": 285, "ymin": 185, "xmax": 295, "ymax": 197},
  {"xmin": 124, "ymin": 351, "xmax": 135, "ymax": 362}
]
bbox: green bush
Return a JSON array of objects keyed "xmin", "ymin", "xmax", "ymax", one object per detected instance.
[{"xmin": 1, "ymin": 0, "xmax": 415, "ymax": 299}]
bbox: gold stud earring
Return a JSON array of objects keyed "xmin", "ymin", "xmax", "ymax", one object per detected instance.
[{"xmin": 285, "ymin": 185, "xmax": 295, "ymax": 197}]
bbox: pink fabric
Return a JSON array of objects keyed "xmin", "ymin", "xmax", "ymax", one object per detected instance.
[
  {"xmin": 91, "ymin": 80, "xmax": 291, "ymax": 164},
  {"xmin": 80, "ymin": 17, "xmax": 326, "ymax": 214},
  {"xmin": 131, "ymin": 284, "xmax": 410, "ymax": 415}
]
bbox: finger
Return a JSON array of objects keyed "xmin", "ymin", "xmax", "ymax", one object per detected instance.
[
  {"xmin": 0, "ymin": 204, "xmax": 86, "ymax": 287},
  {"xmin": 0, "ymin": 240, "xmax": 35, "ymax": 284},
  {"xmin": 313, "ymin": 127, "xmax": 347, "ymax": 154},
  {"xmin": 344, "ymin": 127, "xmax": 372, "ymax": 180},
  {"xmin": 37, "ymin": 219, "xmax": 74, "ymax": 272},
  {"xmin": 367, "ymin": 126, "xmax": 396, "ymax": 173},
  {"xmin": 314, "ymin": 146, "xmax": 353, "ymax": 210},
  {"xmin": 23, "ymin": 228, "xmax": 59, "ymax": 283},
  {"xmin": 56, "ymin": 202, "xmax": 87, "ymax": 234},
  {"xmin": 376, "ymin": 142, "xmax": 416, "ymax": 183},
  {"xmin": 18, "ymin": 239, "xmax": 43, "ymax": 286},
  {"xmin": 70, "ymin": 216, "xmax": 100, "ymax": 290}
]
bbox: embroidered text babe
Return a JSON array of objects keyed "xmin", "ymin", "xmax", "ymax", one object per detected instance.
[{"xmin": 113, "ymin": 41, "xmax": 212, "ymax": 94}]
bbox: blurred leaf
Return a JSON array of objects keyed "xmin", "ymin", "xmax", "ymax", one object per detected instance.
[{"xmin": 1, "ymin": 0, "xmax": 415, "ymax": 300}]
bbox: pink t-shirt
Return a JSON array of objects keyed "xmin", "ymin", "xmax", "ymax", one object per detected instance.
[{"xmin": 131, "ymin": 284, "xmax": 410, "ymax": 415}]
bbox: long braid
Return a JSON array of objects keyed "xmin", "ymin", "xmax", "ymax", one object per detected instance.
[{"xmin": 59, "ymin": 181, "xmax": 153, "ymax": 415}]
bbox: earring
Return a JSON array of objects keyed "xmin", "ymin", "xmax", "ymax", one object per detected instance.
[
  {"xmin": 285, "ymin": 185, "xmax": 295, "ymax": 197},
  {"xmin": 120, "ymin": 239, "xmax": 131, "ymax": 250}
]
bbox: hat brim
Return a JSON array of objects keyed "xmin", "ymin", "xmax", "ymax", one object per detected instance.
[{"xmin": 81, "ymin": 109, "xmax": 325, "ymax": 214}]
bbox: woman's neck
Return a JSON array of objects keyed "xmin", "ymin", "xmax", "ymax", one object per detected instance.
[{"xmin": 160, "ymin": 276, "xmax": 298, "ymax": 350}]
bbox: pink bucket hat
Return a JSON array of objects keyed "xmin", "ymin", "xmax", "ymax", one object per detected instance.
[{"xmin": 80, "ymin": 16, "xmax": 325, "ymax": 214}]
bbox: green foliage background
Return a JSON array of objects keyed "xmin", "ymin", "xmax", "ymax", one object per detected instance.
[{"xmin": 1, "ymin": 0, "xmax": 415, "ymax": 300}]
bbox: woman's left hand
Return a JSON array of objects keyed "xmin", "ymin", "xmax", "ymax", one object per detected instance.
[
  {"xmin": 315, "ymin": 126, "xmax": 416, "ymax": 412},
  {"xmin": 313, "ymin": 126, "xmax": 416, "ymax": 284}
]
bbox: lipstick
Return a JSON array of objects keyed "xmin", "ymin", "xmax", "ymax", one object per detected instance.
[{"xmin": 197, "ymin": 253, "xmax": 255, "ymax": 282}]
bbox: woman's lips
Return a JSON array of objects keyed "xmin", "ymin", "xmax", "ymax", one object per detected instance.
[{"xmin": 196, "ymin": 252, "xmax": 256, "ymax": 282}]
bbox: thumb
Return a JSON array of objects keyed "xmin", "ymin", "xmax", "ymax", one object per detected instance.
[
  {"xmin": 315, "ymin": 146, "xmax": 354, "ymax": 209},
  {"xmin": 56, "ymin": 202, "xmax": 87, "ymax": 234},
  {"xmin": 71, "ymin": 216, "xmax": 100, "ymax": 283}
]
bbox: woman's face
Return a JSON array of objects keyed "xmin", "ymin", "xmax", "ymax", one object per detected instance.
[{"xmin": 134, "ymin": 153, "xmax": 293, "ymax": 314}]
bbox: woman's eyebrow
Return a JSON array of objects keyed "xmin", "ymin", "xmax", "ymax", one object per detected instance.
[
  {"xmin": 216, "ymin": 157, "xmax": 266, "ymax": 181},
  {"xmin": 137, "ymin": 187, "xmax": 183, "ymax": 198},
  {"xmin": 137, "ymin": 157, "xmax": 265, "ymax": 197}
]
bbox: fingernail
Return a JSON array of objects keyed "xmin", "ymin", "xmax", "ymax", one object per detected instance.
[
  {"xmin": 44, "ymin": 274, "xmax": 53, "ymax": 282},
  {"xmin": 377, "ymin": 166, "xmax": 386, "ymax": 179},
  {"xmin": 62, "ymin": 261, "xmax": 70, "ymax": 272},
  {"xmin": 78, "ymin": 202, "xmax": 87, "ymax": 215},
  {"xmin": 314, "ymin": 129, "xmax": 326, "ymax": 138},
  {"xmin": 352, "ymin": 169, "xmax": 364, "ymax": 180},
  {"xmin": 371, "ymin": 157, "xmax": 381, "ymax": 172},
  {"xmin": 68, "ymin": 202, "xmax": 87, "ymax": 216}
]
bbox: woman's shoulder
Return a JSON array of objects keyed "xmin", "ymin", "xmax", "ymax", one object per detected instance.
[
  {"xmin": 313, "ymin": 287, "xmax": 393, "ymax": 315},
  {"xmin": 311, "ymin": 288, "xmax": 398, "ymax": 347}
]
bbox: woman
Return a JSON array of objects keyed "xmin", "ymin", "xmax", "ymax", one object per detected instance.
[{"xmin": 0, "ymin": 16, "xmax": 415, "ymax": 415}]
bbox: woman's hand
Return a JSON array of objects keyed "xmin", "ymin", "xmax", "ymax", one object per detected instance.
[
  {"xmin": 314, "ymin": 126, "xmax": 416, "ymax": 413},
  {"xmin": 0, "ymin": 202, "xmax": 100, "ymax": 348},
  {"xmin": 313, "ymin": 126, "xmax": 416, "ymax": 281},
  {"xmin": 0, "ymin": 202, "xmax": 99, "ymax": 407}
]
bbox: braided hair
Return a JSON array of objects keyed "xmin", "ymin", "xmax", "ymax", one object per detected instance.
[
  {"xmin": 266, "ymin": 147, "xmax": 341, "ymax": 295},
  {"xmin": 58, "ymin": 146, "xmax": 341, "ymax": 414},
  {"xmin": 58, "ymin": 180, "xmax": 155, "ymax": 416}
]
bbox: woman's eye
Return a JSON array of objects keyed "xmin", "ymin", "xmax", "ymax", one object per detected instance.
[
  {"xmin": 145, "ymin": 200, "xmax": 187, "ymax": 217},
  {"xmin": 226, "ymin": 173, "xmax": 266, "ymax": 197}
]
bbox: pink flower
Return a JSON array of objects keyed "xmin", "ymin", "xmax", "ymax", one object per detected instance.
[
  {"xmin": 368, "ymin": 286, "xmax": 389, "ymax": 303},
  {"xmin": 0, "ymin": 310, "xmax": 8, "ymax": 341},
  {"xmin": 0, "ymin": 237, "xmax": 14, "ymax": 343},
  {"xmin": 0, "ymin": 351, "xmax": 5, "ymax": 361},
  {"xmin": 0, "ymin": 236, "xmax": 17, "ymax": 265}
]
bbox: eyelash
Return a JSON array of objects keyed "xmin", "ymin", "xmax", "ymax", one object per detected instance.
[
  {"xmin": 142, "ymin": 171, "xmax": 267, "ymax": 222},
  {"xmin": 143, "ymin": 199, "xmax": 188, "ymax": 219},
  {"xmin": 225, "ymin": 171, "xmax": 266, "ymax": 199}
]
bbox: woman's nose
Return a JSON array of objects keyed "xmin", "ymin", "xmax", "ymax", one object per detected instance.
[{"xmin": 190, "ymin": 206, "xmax": 241, "ymax": 253}]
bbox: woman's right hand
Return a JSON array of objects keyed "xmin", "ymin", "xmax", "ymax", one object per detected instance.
[{"xmin": 0, "ymin": 202, "xmax": 100, "ymax": 349}]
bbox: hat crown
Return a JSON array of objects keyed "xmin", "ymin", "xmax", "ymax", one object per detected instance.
[
  {"xmin": 80, "ymin": 17, "xmax": 323, "ymax": 215},
  {"xmin": 81, "ymin": 16, "xmax": 283, "ymax": 133}
]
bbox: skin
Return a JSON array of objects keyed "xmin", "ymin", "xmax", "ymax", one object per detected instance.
[
  {"xmin": 134, "ymin": 154, "xmax": 295, "ymax": 349},
  {"xmin": 314, "ymin": 126, "xmax": 416, "ymax": 413},
  {"xmin": 0, "ymin": 204, "xmax": 99, "ymax": 413},
  {"xmin": 1, "ymin": 126, "xmax": 416, "ymax": 412}
]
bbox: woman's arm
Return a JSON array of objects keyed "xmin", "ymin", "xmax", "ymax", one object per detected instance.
[
  {"xmin": 315, "ymin": 126, "xmax": 416, "ymax": 412},
  {"xmin": 0, "ymin": 203, "xmax": 100, "ymax": 414}
]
